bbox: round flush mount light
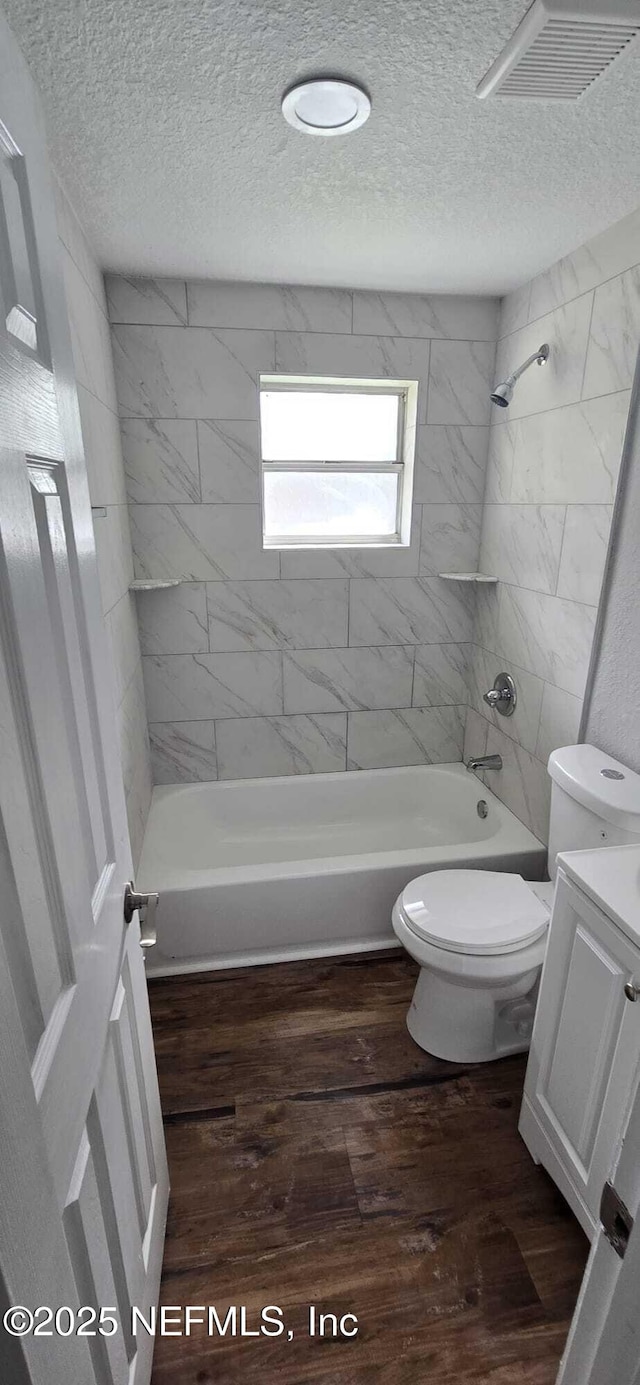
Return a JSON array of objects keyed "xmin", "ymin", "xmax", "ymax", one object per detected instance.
[{"xmin": 281, "ymin": 79, "xmax": 371, "ymax": 137}]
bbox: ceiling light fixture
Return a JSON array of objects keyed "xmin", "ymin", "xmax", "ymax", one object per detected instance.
[{"xmin": 281, "ymin": 79, "xmax": 371, "ymax": 136}]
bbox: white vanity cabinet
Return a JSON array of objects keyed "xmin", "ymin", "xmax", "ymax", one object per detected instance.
[{"xmin": 520, "ymin": 858, "xmax": 640, "ymax": 1240}]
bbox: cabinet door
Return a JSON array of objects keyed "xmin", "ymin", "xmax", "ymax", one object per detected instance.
[{"xmin": 522, "ymin": 869, "xmax": 640, "ymax": 1228}]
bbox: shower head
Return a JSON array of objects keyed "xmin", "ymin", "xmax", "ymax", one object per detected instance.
[
  {"xmin": 491, "ymin": 343, "xmax": 549, "ymax": 409},
  {"xmin": 490, "ymin": 381, "xmax": 513, "ymax": 408}
]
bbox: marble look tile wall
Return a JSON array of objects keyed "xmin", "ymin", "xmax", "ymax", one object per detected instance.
[
  {"xmin": 466, "ymin": 207, "xmax": 639, "ymax": 842},
  {"xmin": 107, "ymin": 276, "xmax": 498, "ymax": 782},
  {"xmin": 56, "ymin": 184, "xmax": 152, "ymax": 863}
]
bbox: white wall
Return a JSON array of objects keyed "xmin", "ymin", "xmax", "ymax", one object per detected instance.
[
  {"xmin": 54, "ymin": 183, "xmax": 152, "ymax": 864},
  {"xmin": 465, "ymin": 206, "xmax": 640, "ymax": 841},
  {"xmin": 107, "ymin": 278, "xmax": 499, "ymax": 783},
  {"xmin": 582, "ymin": 356, "xmax": 640, "ymax": 771}
]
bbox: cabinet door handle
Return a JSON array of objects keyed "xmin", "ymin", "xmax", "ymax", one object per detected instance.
[{"xmin": 624, "ymin": 980, "xmax": 640, "ymax": 1002}]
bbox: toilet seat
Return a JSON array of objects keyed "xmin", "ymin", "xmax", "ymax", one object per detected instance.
[{"xmin": 397, "ymin": 870, "xmax": 550, "ymax": 957}]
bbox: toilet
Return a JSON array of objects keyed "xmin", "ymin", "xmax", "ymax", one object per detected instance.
[{"xmin": 392, "ymin": 744, "xmax": 640, "ymax": 1063}]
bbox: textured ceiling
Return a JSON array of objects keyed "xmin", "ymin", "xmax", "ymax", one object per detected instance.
[{"xmin": 5, "ymin": 0, "xmax": 640, "ymax": 293}]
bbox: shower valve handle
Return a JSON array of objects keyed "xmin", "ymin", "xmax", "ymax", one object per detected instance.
[{"xmin": 483, "ymin": 673, "xmax": 517, "ymax": 718}]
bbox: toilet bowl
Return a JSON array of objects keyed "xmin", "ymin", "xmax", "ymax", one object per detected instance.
[
  {"xmin": 392, "ymin": 870, "xmax": 554, "ymax": 1063},
  {"xmin": 392, "ymin": 745, "xmax": 640, "ymax": 1063}
]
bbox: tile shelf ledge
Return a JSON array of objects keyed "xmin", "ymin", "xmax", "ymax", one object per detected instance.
[
  {"xmin": 438, "ymin": 572, "xmax": 498, "ymax": 584},
  {"xmin": 129, "ymin": 579, "xmax": 185, "ymax": 592}
]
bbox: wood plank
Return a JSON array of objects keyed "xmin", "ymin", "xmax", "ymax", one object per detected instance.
[{"xmin": 148, "ymin": 954, "xmax": 588, "ymax": 1383}]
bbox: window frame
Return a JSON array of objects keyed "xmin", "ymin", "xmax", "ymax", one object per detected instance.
[{"xmin": 259, "ymin": 373, "xmax": 418, "ymax": 550}]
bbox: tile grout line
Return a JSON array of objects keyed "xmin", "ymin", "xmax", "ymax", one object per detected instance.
[
  {"xmin": 488, "ymin": 383, "xmax": 630, "ymax": 427},
  {"xmin": 193, "ymin": 417, "xmax": 204, "ymax": 503},
  {"xmin": 142, "ymin": 639, "xmax": 488, "ymax": 659},
  {"xmin": 532, "ymin": 677, "xmax": 547, "ymax": 762},
  {"xmin": 472, "ymin": 617, "xmax": 589, "ymax": 710},
  {"xmin": 112, "ymin": 380, "xmax": 631, "ymax": 430},
  {"xmin": 502, "ymin": 255, "xmax": 640, "ymax": 341},
  {"xmin": 553, "ymin": 505, "xmax": 570, "ymax": 600},
  {"xmin": 107, "ymin": 320, "xmax": 497, "ymax": 344},
  {"xmin": 142, "ymin": 698, "xmax": 471, "ymax": 726},
  {"xmin": 479, "ymin": 500, "xmax": 615, "ymax": 509},
  {"xmin": 578, "ymin": 289, "xmax": 598, "ymax": 403}
]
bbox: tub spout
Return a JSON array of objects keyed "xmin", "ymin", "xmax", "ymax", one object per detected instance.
[{"xmin": 466, "ymin": 753, "xmax": 503, "ymax": 773}]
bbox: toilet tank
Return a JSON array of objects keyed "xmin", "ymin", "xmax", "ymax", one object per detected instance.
[{"xmin": 547, "ymin": 745, "xmax": 640, "ymax": 880}]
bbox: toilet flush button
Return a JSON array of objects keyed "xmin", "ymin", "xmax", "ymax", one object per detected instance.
[{"xmin": 601, "ymin": 767, "xmax": 625, "ymax": 780}]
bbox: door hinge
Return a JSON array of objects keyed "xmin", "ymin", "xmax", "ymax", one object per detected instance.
[{"xmin": 600, "ymin": 1181, "xmax": 634, "ymax": 1259}]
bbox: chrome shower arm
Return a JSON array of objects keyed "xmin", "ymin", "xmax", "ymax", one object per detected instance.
[
  {"xmin": 491, "ymin": 343, "xmax": 549, "ymax": 408},
  {"xmin": 507, "ymin": 343, "xmax": 549, "ymax": 386}
]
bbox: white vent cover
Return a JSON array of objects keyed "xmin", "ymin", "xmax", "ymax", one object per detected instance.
[{"xmin": 476, "ymin": 0, "xmax": 640, "ymax": 101}]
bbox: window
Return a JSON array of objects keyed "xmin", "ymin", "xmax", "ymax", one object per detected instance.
[{"xmin": 259, "ymin": 375, "xmax": 418, "ymax": 549}]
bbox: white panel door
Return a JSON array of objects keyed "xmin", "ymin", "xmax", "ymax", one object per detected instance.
[
  {"xmin": 520, "ymin": 869, "xmax": 640, "ymax": 1236},
  {"xmin": 0, "ymin": 13, "xmax": 168, "ymax": 1385},
  {"xmin": 558, "ymin": 1031, "xmax": 640, "ymax": 1385}
]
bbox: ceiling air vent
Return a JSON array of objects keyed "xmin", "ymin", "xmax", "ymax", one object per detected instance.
[{"xmin": 476, "ymin": 0, "xmax": 640, "ymax": 101}]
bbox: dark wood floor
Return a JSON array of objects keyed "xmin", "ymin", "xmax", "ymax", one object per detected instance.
[{"xmin": 148, "ymin": 952, "xmax": 588, "ymax": 1384}]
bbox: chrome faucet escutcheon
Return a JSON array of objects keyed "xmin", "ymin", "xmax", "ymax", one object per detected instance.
[{"xmin": 483, "ymin": 673, "xmax": 517, "ymax": 717}]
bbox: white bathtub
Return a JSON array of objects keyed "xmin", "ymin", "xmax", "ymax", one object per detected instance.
[{"xmin": 138, "ymin": 763, "xmax": 547, "ymax": 976}]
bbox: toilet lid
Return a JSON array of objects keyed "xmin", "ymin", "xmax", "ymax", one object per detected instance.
[{"xmin": 399, "ymin": 870, "xmax": 550, "ymax": 956}]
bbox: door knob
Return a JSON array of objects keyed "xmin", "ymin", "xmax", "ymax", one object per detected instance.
[
  {"xmin": 123, "ymin": 881, "xmax": 158, "ymax": 949},
  {"xmin": 624, "ymin": 980, "xmax": 640, "ymax": 1002}
]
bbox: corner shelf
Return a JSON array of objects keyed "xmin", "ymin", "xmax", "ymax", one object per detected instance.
[
  {"xmin": 438, "ymin": 572, "xmax": 498, "ymax": 584},
  {"xmin": 129, "ymin": 579, "xmax": 185, "ymax": 592}
]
